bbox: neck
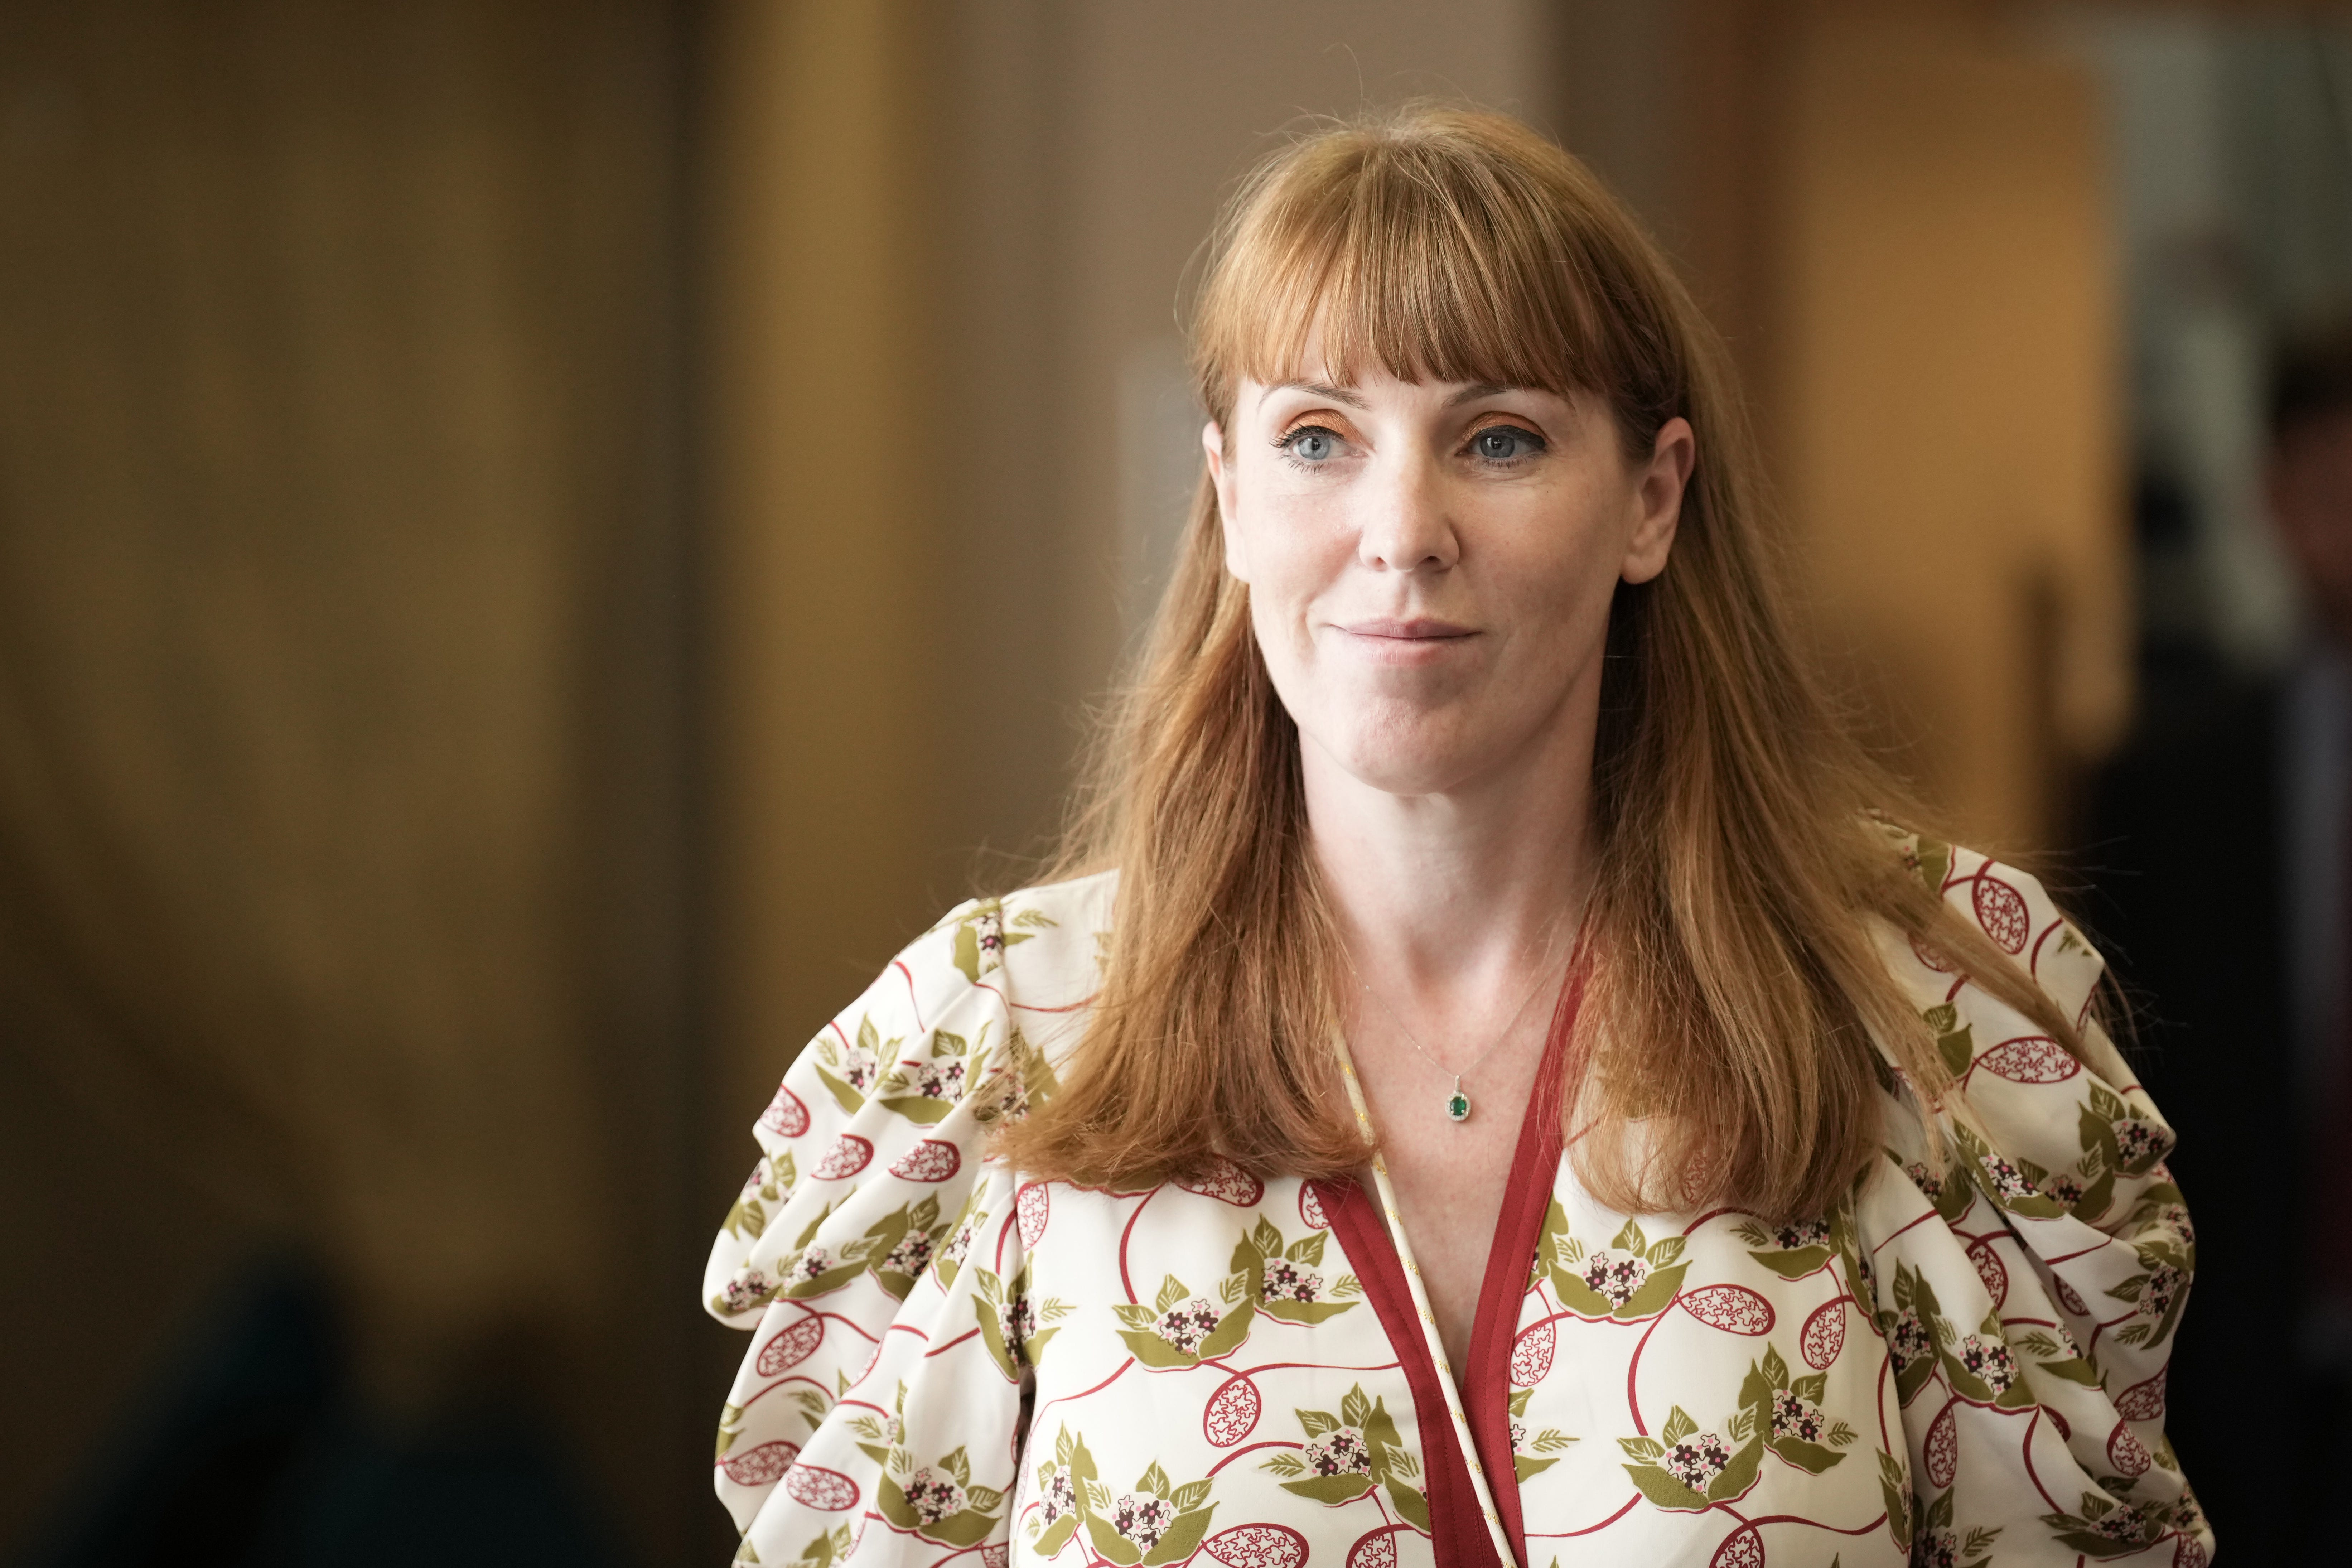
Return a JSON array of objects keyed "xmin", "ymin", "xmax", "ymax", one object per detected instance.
[{"xmin": 1304, "ymin": 704, "xmax": 1598, "ymax": 1018}]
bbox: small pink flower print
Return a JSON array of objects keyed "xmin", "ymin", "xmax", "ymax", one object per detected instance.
[
  {"xmin": 938, "ymin": 1223, "xmax": 975, "ymax": 1270},
  {"xmin": 1659, "ymin": 1431, "xmax": 1732, "ymax": 1491},
  {"xmin": 1911, "ymin": 1527, "xmax": 1960, "ymax": 1568},
  {"xmin": 842, "ymin": 1045, "xmax": 880, "ymax": 1093},
  {"xmin": 1770, "ymin": 1389, "xmax": 1826, "ymax": 1444},
  {"xmin": 1508, "ymin": 1417, "xmax": 1528, "ymax": 1451},
  {"xmin": 2158, "ymin": 1202, "xmax": 2195, "ymax": 1249},
  {"xmin": 1888, "ymin": 1310, "xmax": 1933, "ymax": 1373},
  {"xmin": 1772, "ymin": 1219, "xmax": 1832, "ymax": 1251},
  {"xmin": 909, "ymin": 1059, "xmax": 966, "ymax": 1101},
  {"xmin": 2041, "ymin": 1173, "xmax": 2085, "ymax": 1207},
  {"xmin": 2114, "ymin": 1119, "xmax": 2165, "ymax": 1164},
  {"xmin": 975, "ymin": 909, "xmax": 1005, "ymax": 956},
  {"xmin": 904, "ymin": 1467, "xmax": 967, "ymax": 1525},
  {"xmin": 1302, "ymin": 1427, "xmax": 1371, "ymax": 1477},
  {"xmin": 741, "ymin": 1159, "xmax": 772, "ymax": 1197},
  {"xmin": 1004, "ymin": 1297, "xmax": 1039, "ymax": 1355},
  {"xmin": 1904, "ymin": 1163, "xmax": 1944, "ymax": 1203},
  {"xmin": 1036, "ymin": 1467, "xmax": 1076, "ymax": 1523},
  {"xmin": 884, "ymin": 1232, "xmax": 936, "ymax": 1277},
  {"xmin": 717, "ymin": 1266, "xmax": 777, "ymax": 1314},
  {"xmin": 1155, "ymin": 1298, "xmax": 1221, "ymax": 1355},
  {"xmin": 1956, "ymin": 1335, "xmax": 2017, "ymax": 1393},
  {"xmin": 2139, "ymin": 1263, "xmax": 2184, "ymax": 1320},
  {"xmin": 1578, "ymin": 1249, "xmax": 1652, "ymax": 1307},
  {"xmin": 2091, "ymin": 1503, "xmax": 2146, "ymax": 1542},
  {"xmin": 1261, "ymin": 1258, "xmax": 1324, "ymax": 1304},
  {"xmin": 1975, "ymin": 1152, "xmax": 2042, "ymax": 1202},
  {"xmin": 1111, "ymin": 1493, "xmax": 1176, "ymax": 1552},
  {"xmin": 788, "ymin": 1248, "xmax": 836, "ymax": 1288}
]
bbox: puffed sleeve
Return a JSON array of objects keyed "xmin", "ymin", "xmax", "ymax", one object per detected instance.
[
  {"xmin": 1858, "ymin": 844, "xmax": 2212, "ymax": 1566},
  {"xmin": 704, "ymin": 892, "xmax": 1069, "ymax": 1556}
]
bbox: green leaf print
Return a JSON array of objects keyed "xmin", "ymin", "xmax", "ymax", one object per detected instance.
[
  {"xmin": 2039, "ymin": 1489, "xmax": 2165, "ymax": 1559},
  {"xmin": 950, "ymin": 899, "xmax": 1052, "ymax": 983},
  {"xmin": 1923, "ymin": 1003, "xmax": 1976, "ymax": 1079},
  {"xmin": 1877, "ymin": 1451, "xmax": 1912, "ymax": 1552},
  {"xmin": 878, "ymin": 1442, "xmax": 1005, "ymax": 1548},
  {"xmin": 1264, "ymin": 1385, "xmax": 1426, "ymax": 1530},
  {"xmin": 789, "ymin": 1525, "xmax": 854, "ymax": 1568},
  {"xmin": 1543, "ymin": 1205, "xmax": 1689, "ymax": 1321},
  {"xmin": 1068, "ymin": 1440, "xmax": 1216, "ymax": 1568},
  {"xmin": 1618, "ymin": 1403, "xmax": 1764, "ymax": 1513},
  {"xmin": 1735, "ymin": 1212, "xmax": 1840, "ymax": 1282}
]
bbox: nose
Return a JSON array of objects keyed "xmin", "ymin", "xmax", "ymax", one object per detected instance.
[{"xmin": 1356, "ymin": 448, "xmax": 1459, "ymax": 574}]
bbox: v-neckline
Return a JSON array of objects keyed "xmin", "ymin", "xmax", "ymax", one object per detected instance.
[{"xmin": 1318, "ymin": 963, "xmax": 1586, "ymax": 1568}]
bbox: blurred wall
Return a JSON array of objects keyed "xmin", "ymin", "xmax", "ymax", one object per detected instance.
[
  {"xmin": 1773, "ymin": 2, "xmax": 2129, "ymax": 848},
  {"xmin": 0, "ymin": 0, "xmax": 702, "ymax": 1555}
]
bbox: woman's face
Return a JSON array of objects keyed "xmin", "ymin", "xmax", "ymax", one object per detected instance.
[{"xmin": 1206, "ymin": 365, "xmax": 1692, "ymax": 800}]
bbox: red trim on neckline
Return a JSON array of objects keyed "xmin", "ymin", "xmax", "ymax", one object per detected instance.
[
  {"xmin": 1311, "ymin": 1178, "xmax": 1502, "ymax": 1568},
  {"xmin": 1462, "ymin": 965, "xmax": 1584, "ymax": 1565}
]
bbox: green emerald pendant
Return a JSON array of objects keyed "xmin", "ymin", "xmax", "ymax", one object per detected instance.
[{"xmin": 1446, "ymin": 1079, "xmax": 1472, "ymax": 1122}]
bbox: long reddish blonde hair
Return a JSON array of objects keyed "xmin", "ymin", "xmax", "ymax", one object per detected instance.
[{"xmin": 993, "ymin": 106, "xmax": 2079, "ymax": 1222}]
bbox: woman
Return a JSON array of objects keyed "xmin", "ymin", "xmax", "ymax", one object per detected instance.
[{"xmin": 705, "ymin": 109, "xmax": 2206, "ymax": 1568}]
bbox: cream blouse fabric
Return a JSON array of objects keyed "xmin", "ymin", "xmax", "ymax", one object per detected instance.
[{"xmin": 703, "ymin": 840, "xmax": 2209, "ymax": 1568}]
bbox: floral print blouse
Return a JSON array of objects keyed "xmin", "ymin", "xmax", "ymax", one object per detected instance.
[{"xmin": 703, "ymin": 838, "xmax": 2209, "ymax": 1568}]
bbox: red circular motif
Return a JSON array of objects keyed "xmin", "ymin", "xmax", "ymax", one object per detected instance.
[
  {"xmin": 888, "ymin": 1139, "xmax": 961, "ymax": 1182},
  {"xmin": 1510, "ymin": 1321, "xmax": 1555, "ymax": 1385},
  {"xmin": 783, "ymin": 1465, "xmax": 859, "ymax": 1510},
  {"xmin": 812, "ymin": 1135, "xmax": 873, "ymax": 1181},
  {"xmin": 1976, "ymin": 1036, "xmax": 2079, "ymax": 1084},
  {"xmin": 760, "ymin": 1084, "xmax": 810, "ymax": 1138},
  {"xmin": 1972, "ymin": 874, "xmax": 2030, "ymax": 953},
  {"xmin": 2175, "ymin": 1537, "xmax": 2210, "ymax": 1568},
  {"xmin": 1298, "ymin": 1183, "xmax": 1329, "ymax": 1230},
  {"xmin": 1177, "ymin": 1157, "xmax": 1266, "ymax": 1207},
  {"xmin": 755, "ymin": 1315, "xmax": 824, "ymax": 1376},
  {"xmin": 2108, "ymin": 1420, "xmax": 2151, "ymax": 1476},
  {"xmin": 1346, "ymin": 1528, "xmax": 1401, "ymax": 1568},
  {"xmin": 2116, "ymin": 1367, "xmax": 2168, "ymax": 1422},
  {"xmin": 1967, "ymin": 1238, "xmax": 2009, "ymax": 1309},
  {"xmin": 1909, "ymin": 932, "xmax": 1959, "ymax": 974},
  {"xmin": 2046, "ymin": 1405, "xmax": 2071, "ymax": 1441},
  {"xmin": 1204, "ymin": 1373, "xmax": 1263, "ymax": 1447},
  {"xmin": 1709, "ymin": 1525, "xmax": 1763, "ymax": 1568},
  {"xmin": 1800, "ymin": 1298, "xmax": 1846, "ymax": 1370},
  {"xmin": 1679, "ymin": 1284, "xmax": 1776, "ymax": 1336},
  {"xmin": 982, "ymin": 1545, "xmax": 1009, "ymax": 1568},
  {"xmin": 2053, "ymin": 1276, "xmax": 2091, "ymax": 1318},
  {"xmin": 1204, "ymin": 1524, "xmax": 1308, "ymax": 1568},
  {"xmin": 1017, "ymin": 1182, "xmax": 1051, "ymax": 1248},
  {"xmin": 719, "ymin": 1440, "xmax": 801, "ymax": 1487},
  {"xmin": 1925, "ymin": 1401, "xmax": 1959, "ymax": 1489}
]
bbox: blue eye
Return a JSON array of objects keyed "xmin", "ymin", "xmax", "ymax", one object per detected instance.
[
  {"xmin": 1472, "ymin": 426, "xmax": 1542, "ymax": 462},
  {"xmin": 1281, "ymin": 426, "xmax": 1339, "ymax": 462}
]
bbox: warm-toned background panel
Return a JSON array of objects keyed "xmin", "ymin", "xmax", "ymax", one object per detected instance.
[
  {"xmin": 0, "ymin": 0, "xmax": 700, "ymax": 1555},
  {"xmin": 1773, "ymin": 3, "xmax": 2128, "ymax": 849}
]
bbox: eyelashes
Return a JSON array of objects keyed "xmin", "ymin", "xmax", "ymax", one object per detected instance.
[{"xmin": 1269, "ymin": 417, "xmax": 1548, "ymax": 470}]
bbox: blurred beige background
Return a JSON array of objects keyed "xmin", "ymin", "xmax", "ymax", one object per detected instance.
[{"xmin": 11, "ymin": 0, "xmax": 2320, "ymax": 1562}]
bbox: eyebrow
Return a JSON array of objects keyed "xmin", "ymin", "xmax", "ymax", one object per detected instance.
[
  {"xmin": 1255, "ymin": 379, "xmax": 1528, "ymax": 411},
  {"xmin": 1259, "ymin": 380, "xmax": 1370, "ymax": 410}
]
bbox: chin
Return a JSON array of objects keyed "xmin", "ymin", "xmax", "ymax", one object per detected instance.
[{"xmin": 1322, "ymin": 724, "xmax": 1489, "ymax": 797}]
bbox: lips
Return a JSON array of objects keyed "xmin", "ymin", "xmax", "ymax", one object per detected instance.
[{"xmin": 1335, "ymin": 617, "xmax": 1475, "ymax": 640}]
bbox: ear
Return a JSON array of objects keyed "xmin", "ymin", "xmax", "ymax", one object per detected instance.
[
  {"xmin": 1621, "ymin": 415, "xmax": 1694, "ymax": 585},
  {"xmin": 1204, "ymin": 420, "xmax": 1248, "ymax": 582}
]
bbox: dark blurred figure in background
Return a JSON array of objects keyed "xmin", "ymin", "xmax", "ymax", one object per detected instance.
[{"xmin": 2088, "ymin": 331, "xmax": 2352, "ymax": 1558}]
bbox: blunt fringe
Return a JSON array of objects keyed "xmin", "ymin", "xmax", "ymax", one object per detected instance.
[{"xmin": 991, "ymin": 106, "xmax": 2087, "ymax": 1222}]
